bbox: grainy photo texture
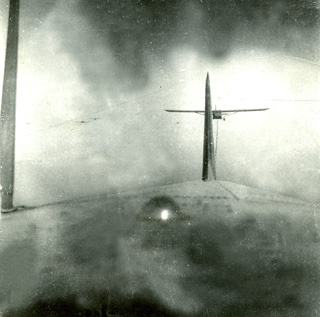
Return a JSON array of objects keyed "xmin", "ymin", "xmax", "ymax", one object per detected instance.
[{"xmin": 0, "ymin": 0, "xmax": 319, "ymax": 316}]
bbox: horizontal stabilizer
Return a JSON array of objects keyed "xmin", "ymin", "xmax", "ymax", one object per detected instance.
[
  {"xmin": 218, "ymin": 108, "xmax": 269, "ymax": 112},
  {"xmin": 165, "ymin": 108, "xmax": 269, "ymax": 113},
  {"xmin": 165, "ymin": 110, "xmax": 205, "ymax": 113}
]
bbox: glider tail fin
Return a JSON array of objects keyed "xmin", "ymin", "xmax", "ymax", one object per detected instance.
[{"xmin": 202, "ymin": 73, "xmax": 216, "ymax": 181}]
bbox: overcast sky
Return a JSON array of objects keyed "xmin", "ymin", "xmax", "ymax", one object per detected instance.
[{"xmin": 0, "ymin": 0, "xmax": 319, "ymax": 205}]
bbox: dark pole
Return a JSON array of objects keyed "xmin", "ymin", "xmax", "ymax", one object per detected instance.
[{"xmin": 0, "ymin": 0, "xmax": 20, "ymax": 211}]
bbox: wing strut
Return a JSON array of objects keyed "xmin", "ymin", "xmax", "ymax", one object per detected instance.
[{"xmin": 0, "ymin": 0, "xmax": 20, "ymax": 212}]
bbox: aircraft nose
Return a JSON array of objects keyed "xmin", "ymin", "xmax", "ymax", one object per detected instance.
[
  {"xmin": 136, "ymin": 196, "xmax": 190, "ymax": 249},
  {"xmin": 138, "ymin": 195, "xmax": 186, "ymax": 221}
]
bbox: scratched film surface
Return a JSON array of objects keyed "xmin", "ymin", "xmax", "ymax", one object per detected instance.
[{"xmin": 0, "ymin": 0, "xmax": 320, "ymax": 316}]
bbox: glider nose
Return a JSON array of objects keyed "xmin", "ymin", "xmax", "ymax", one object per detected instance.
[
  {"xmin": 136, "ymin": 196, "xmax": 190, "ymax": 249},
  {"xmin": 138, "ymin": 195, "xmax": 184, "ymax": 221}
]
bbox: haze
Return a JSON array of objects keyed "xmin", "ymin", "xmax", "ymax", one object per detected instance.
[{"xmin": 0, "ymin": 0, "xmax": 319, "ymax": 205}]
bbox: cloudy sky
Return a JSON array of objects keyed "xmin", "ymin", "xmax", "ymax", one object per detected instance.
[{"xmin": 0, "ymin": 0, "xmax": 319, "ymax": 205}]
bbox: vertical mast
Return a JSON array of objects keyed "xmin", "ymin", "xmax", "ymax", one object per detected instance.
[
  {"xmin": 0, "ymin": 0, "xmax": 20, "ymax": 211},
  {"xmin": 202, "ymin": 73, "xmax": 216, "ymax": 181}
]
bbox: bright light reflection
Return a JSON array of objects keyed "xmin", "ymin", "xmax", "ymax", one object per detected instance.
[{"xmin": 161, "ymin": 209, "xmax": 169, "ymax": 220}]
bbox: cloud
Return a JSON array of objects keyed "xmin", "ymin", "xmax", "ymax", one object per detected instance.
[{"xmin": 1, "ymin": 0, "xmax": 319, "ymax": 204}]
